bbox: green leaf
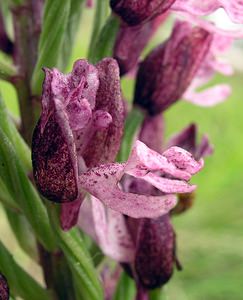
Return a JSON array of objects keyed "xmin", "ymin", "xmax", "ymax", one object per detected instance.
[
  {"xmin": 50, "ymin": 207, "xmax": 104, "ymax": 300},
  {"xmin": 0, "ymin": 95, "xmax": 31, "ymax": 172},
  {"xmin": 59, "ymin": 0, "xmax": 85, "ymax": 71},
  {"xmin": 0, "ymin": 241, "xmax": 52, "ymax": 300},
  {"xmin": 89, "ymin": 14, "xmax": 120, "ymax": 64},
  {"xmin": 113, "ymin": 271, "xmax": 136, "ymax": 300},
  {"xmin": 0, "ymin": 60, "xmax": 16, "ymax": 81},
  {"xmin": 117, "ymin": 107, "xmax": 144, "ymax": 162},
  {"xmin": 0, "ymin": 177, "xmax": 19, "ymax": 212},
  {"xmin": 5, "ymin": 208, "xmax": 38, "ymax": 261},
  {"xmin": 31, "ymin": 0, "xmax": 71, "ymax": 95},
  {"xmin": 0, "ymin": 128, "xmax": 56, "ymax": 251}
]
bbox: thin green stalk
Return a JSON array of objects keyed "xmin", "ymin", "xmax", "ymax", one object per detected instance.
[
  {"xmin": 12, "ymin": 77, "xmax": 35, "ymax": 145},
  {"xmin": 117, "ymin": 107, "xmax": 145, "ymax": 162},
  {"xmin": 113, "ymin": 271, "xmax": 136, "ymax": 300},
  {"xmin": 88, "ymin": 0, "xmax": 109, "ymax": 60},
  {"xmin": 88, "ymin": 14, "xmax": 120, "ymax": 63},
  {"xmin": 37, "ymin": 243, "xmax": 75, "ymax": 300},
  {"xmin": 149, "ymin": 288, "xmax": 167, "ymax": 300},
  {"xmin": 12, "ymin": 6, "xmax": 38, "ymax": 144}
]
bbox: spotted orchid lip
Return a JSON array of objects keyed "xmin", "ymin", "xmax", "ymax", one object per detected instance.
[{"xmin": 79, "ymin": 140, "xmax": 203, "ymax": 219}]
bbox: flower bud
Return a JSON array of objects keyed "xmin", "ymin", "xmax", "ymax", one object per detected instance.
[
  {"xmin": 32, "ymin": 58, "xmax": 123, "ymax": 204},
  {"xmin": 0, "ymin": 274, "xmax": 9, "ymax": 300},
  {"xmin": 110, "ymin": 0, "xmax": 176, "ymax": 26},
  {"xmin": 32, "ymin": 58, "xmax": 124, "ymax": 229},
  {"xmin": 134, "ymin": 21, "xmax": 212, "ymax": 115},
  {"xmin": 135, "ymin": 214, "xmax": 179, "ymax": 289}
]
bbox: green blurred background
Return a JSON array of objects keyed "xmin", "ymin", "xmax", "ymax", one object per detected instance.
[{"xmin": 0, "ymin": 7, "xmax": 243, "ymax": 300}]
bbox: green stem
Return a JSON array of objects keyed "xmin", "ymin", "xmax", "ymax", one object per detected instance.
[
  {"xmin": 12, "ymin": 5, "xmax": 39, "ymax": 144},
  {"xmin": 113, "ymin": 271, "xmax": 136, "ymax": 300},
  {"xmin": 149, "ymin": 288, "xmax": 167, "ymax": 300},
  {"xmin": 13, "ymin": 77, "xmax": 35, "ymax": 144},
  {"xmin": 10, "ymin": 5, "xmax": 59, "ymax": 299},
  {"xmin": 88, "ymin": 0, "xmax": 109, "ymax": 60},
  {"xmin": 38, "ymin": 241, "xmax": 76, "ymax": 300},
  {"xmin": 89, "ymin": 14, "xmax": 120, "ymax": 63},
  {"xmin": 117, "ymin": 107, "xmax": 145, "ymax": 162}
]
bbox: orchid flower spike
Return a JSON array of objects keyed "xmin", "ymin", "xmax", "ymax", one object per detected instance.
[{"xmin": 32, "ymin": 58, "xmax": 204, "ymax": 229}]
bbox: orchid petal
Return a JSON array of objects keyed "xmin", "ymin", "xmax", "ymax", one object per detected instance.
[
  {"xmin": 79, "ymin": 163, "xmax": 177, "ymax": 218},
  {"xmin": 91, "ymin": 197, "xmax": 135, "ymax": 262},
  {"xmin": 172, "ymin": 0, "xmax": 243, "ymax": 24},
  {"xmin": 162, "ymin": 146, "xmax": 204, "ymax": 174},
  {"xmin": 142, "ymin": 173, "xmax": 196, "ymax": 194},
  {"xmin": 175, "ymin": 11, "xmax": 243, "ymax": 37},
  {"xmin": 66, "ymin": 98, "xmax": 92, "ymax": 131},
  {"xmin": 60, "ymin": 196, "xmax": 84, "ymax": 231},
  {"xmin": 32, "ymin": 99, "xmax": 78, "ymax": 203},
  {"xmin": 184, "ymin": 84, "xmax": 231, "ymax": 106},
  {"xmin": 196, "ymin": 135, "xmax": 214, "ymax": 159},
  {"xmin": 125, "ymin": 141, "xmax": 192, "ymax": 181},
  {"xmin": 167, "ymin": 124, "xmax": 213, "ymax": 162},
  {"xmin": 83, "ymin": 58, "xmax": 125, "ymax": 167},
  {"xmin": 70, "ymin": 59, "xmax": 99, "ymax": 109},
  {"xmin": 78, "ymin": 198, "xmax": 97, "ymax": 242},
  {"xmin": 167, "ymin": 124, "xmax": 197, "ymax": 154}
]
